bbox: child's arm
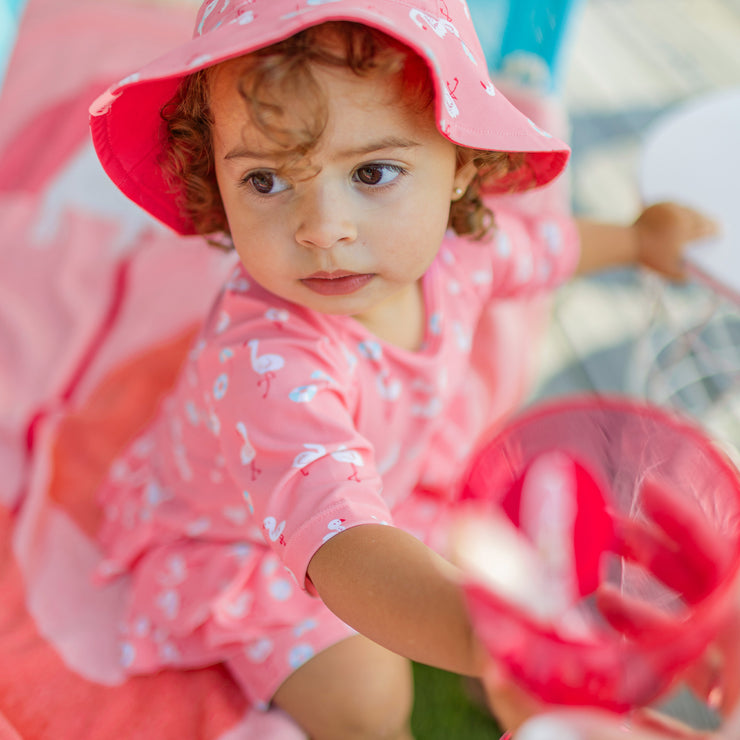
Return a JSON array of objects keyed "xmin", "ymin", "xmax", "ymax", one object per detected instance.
[
  {"xmin": 308, "ymin": 522, "xmax": 483, "ymax": 676},
  {"xmin": 308, "ymin": 523, "xmax": 543, "ymax": 728},
  {"xmin": 574, "ymin": 202, "xmax": 718, "ymax": 279}
]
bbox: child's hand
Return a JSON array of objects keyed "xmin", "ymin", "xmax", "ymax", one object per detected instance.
[
  {"xmin": 480, "ymin": 658, "xmax": 545, "ymax": 733},
  {"xmin": 633, "ymin": 202, "xmax": 718, "ymax": 281}
]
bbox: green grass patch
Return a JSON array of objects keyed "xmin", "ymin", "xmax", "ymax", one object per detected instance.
[{"xmin": 411, "ymin": 663, "xmax": 503, "ymax": 739}]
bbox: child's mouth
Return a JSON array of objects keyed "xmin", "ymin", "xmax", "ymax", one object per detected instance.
[{"xmin": 301, "ymin": 271, "xmax": 375, "ymax": 296}]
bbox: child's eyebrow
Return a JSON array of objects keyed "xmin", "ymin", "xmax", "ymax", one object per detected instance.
[
  {"xmin": 224, "ymin": 136, "xmax": 420, "ymax": 162},
  {"xmin": 337, "ymin": 137, "xmax": 421, "ymax": 158},
  {"xmin": 224, "ymin": 145, "xmax": 281, "ymax": 161}
]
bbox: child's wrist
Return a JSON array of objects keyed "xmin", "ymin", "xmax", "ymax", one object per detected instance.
[{"xmin": 627, "ymin": 223, "xmax": 644, "ymax": 266}]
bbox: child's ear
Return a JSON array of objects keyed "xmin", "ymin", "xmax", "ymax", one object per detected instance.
[{"xmin": 451, "ymin": 158, "xmax": 478, "ymax": 201}]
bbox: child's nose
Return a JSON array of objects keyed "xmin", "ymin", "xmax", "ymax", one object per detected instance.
[{"xmin": 294, "ymin": 184, "xmax": 358, "ymax": 250}]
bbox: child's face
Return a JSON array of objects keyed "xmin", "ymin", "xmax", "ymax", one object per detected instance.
[{"xmin": 210, "ymin": 56, "xmax": 473, "ymax": 328}]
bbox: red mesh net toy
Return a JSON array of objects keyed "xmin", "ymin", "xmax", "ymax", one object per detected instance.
[{"xmin": 455, "ymin": 395, "xmax": 740, "ymax": 712}]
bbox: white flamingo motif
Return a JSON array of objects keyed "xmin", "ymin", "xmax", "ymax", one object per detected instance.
[
  {"xmin": 289, "ymin": 385, "xmax": 318, "ymax": 403},
  {"xmin": 236, "ymin": 421, "xmax": 261, "ymax": 480},
  {"xmin": 471, "ymin": 269, "xmax": 493, "ymax": 286},
  {"xmin": 158, "ymin": 555, "xmax": 188, "ymax": 586},
  {"xmin": 443, "ymin": 86, "xmax": 460, "ymax": 118},
  {"xmin": 429, "ymin": 312, "xmax": 442, "ymax": 335},
  {"xmin": 265, "ymin": 307, "xmax": 290, "ymax": 328},
  {"xmin": 156, "ymin": 589, "xmax": 180, "ymax": 620},
  {"xmin": 144, "ymin": 480, "xmax": 168, "ymax": 507},
  {"xmin": 219, "ymin": 592, "xmax": 251, "ymax": 620},
  {"xmin": 243, "ymin": 491, "xmax": 255, "ymax": 514},
  {"xmin": 311, "ymin": 369, "xmax": 337, "ymax": 385},
  {"xmin": 263, "ymin": 516, "xmax": 287, "ymax": 545},
  {"xmin": 216, "ymin": 310, "xmax": 231, "ymax": 334},
  {"xmin": 213, "ymin": 372, "xmax": 229, "ymax": 400},
  {"xmin": 197, "ymin": 0, "xmax": 219, "ymax": 35},
  {"xmin": 225, "ymin": 273, "xmax": 250, "ymax": 293},
  {"xmin": 186, "ymin": 517, "xmax": 211, "ymax": 536},
  {"xmin": 290, "ymin": 368, "xmax": 338, "ymax": 402},
  {"xmin": 247, "ymin": 339, "xmax": 285, "ymax": 398},
  {"xmin": 528, "ymin": 117, "xmax": 553, "ymax": 139},
  {"xmin": 184, "ymin": 401, "xmax": 200, "ymax": 426},
  {"xmin": 208, "ymin": 410, "xmax": 221, "ymax": 436},
  {"xmin": 246, "ymin": 637, "xmax": 273, "ymax": 663},
  {"xmin": 480, "ymin": 80, "xmax": 496, "ymax": 96},
  {"xmin": 496, "ymin": 230, "xmax": 512, "ymax": 258},
  {"xmin": 410, "ymin": 9, "xmax": 460, "ymax": 40},
  {"xmin": 292, "ymin": 443, "xmax": 327, "ymax": 476},
  {"xmin": 222, "ymin": 505, "xmax": 248, "ymax": 526},
  {"xmin": 173, "ymin": 443, "xmax": 193, "ymax": 482},
  {"xmin": 376, "ymin": 369, "xmax": 402, "ymax": 401},
  {"xmin": 539, "ymin": 220, "xmax": 563, "ymax": 253},
  {"xmin": 341, "ymin": 343, "xmax": 358, "ymax": 373},
  {"xmin": 453, "ymin": 321, "xmax": 472, "ymax": 351},
  {"xmin": 357, "ymin": 340, "xmax": 383, "ymax": 361},
  {"xmin": 331, "ymin": 445, "xmax": 364, "ymax": 482},
  {"xmin": 189, "ymin": 338, "xmax": 207, "ymax": 362},
  {"xmin": 411, "ymin": 397, "xmax": 442, "ymax": 419},
  {"xmin": 322, "ymin": 518, "xmax": 347, "ymax": 542},
  {"xmin": 235, "ymin": 10, "xmax": 254, "ymax": 25}
]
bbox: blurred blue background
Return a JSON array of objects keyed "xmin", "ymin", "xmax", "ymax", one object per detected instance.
[
  {"xmin": 468, "ymin": 0, "xmax": 583, "ymax": 92},
  {"xmin": 0, "ymin": 0, "xmax": 26, "ymax": 90}
]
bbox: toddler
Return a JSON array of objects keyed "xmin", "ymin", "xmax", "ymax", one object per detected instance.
[{"xmin": 89, "ymin": 1, "xmax": 716, "ymax": 737}]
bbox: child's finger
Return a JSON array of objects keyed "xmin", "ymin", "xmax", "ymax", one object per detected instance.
[
  {"xmin": 673, "ymin": 203, "xmax": 720, "ymax": 239},
  {"xmin": 481, "ymin": 659, "xmax": 544, "ymax": 732},
  {"xmin": 683, "ymin": 616, "xmax": 740, "ymax": 718}
]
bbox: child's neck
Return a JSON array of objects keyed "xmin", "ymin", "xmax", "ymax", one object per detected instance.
[{"xmin": 352, "ymin": 280, "xmax": 425, "ymax": 352}]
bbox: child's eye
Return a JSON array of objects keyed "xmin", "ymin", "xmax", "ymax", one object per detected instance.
[
  {"xmin": 242, "ymin": 170, "xmax": 290, "ymax": 195},
  {"xmin": 353, "ymin": 164, "xmax": 406, "ymax": 187}
]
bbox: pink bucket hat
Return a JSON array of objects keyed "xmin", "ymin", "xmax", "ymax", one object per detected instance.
[{"xmin": 90, "ymin": 0, "xmax": 571, "ymax": 236}]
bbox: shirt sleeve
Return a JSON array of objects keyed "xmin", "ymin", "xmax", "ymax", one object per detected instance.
[
  {"xmin": 486, "ymin": 206, "xmax": 581, "ymax": 298},
  {"xmin": 198, "ymin": 308, "xmax": 393, "ymax": 591}
]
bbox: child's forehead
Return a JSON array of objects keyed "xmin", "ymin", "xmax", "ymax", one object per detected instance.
[
  {"xmin": 209, "ymin": 51, "xmax": 407, "ymax": 111},
  {"xmin": 209, "ymin": 56, "xmax": 442, "ymax": 163}
]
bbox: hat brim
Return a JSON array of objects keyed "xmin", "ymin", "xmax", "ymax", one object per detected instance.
[{"xmin": 90, "ymin": 2, "xmax": 570, "ymax": 235}]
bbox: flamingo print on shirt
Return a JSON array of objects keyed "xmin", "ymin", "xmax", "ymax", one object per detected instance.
[
  {"xmin": 263, "ymin": 516, "xmax": 286, "ymax": 546},
  {"xmin": 322, "ymin": 518, "xmax": 347, "ymax": 542},
  {"xmin": 247, "ymin": 339, "xmax": 285, "ymax": 398},
  {"xmin": 331, "ymin": 445, "xmax": 364, "ymax": 482},
  {"xmin": 292, "ymin": 443, "xmax": 327, "ymax": 476},
  {"xmin": 236, "ymin": 422, "xmax": 261, "ymax": 480}
]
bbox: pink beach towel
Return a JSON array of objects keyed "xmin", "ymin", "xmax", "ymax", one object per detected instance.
[{"xmin": 0, "ymin": 0, "xmax": 302, "ymax": 736}]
